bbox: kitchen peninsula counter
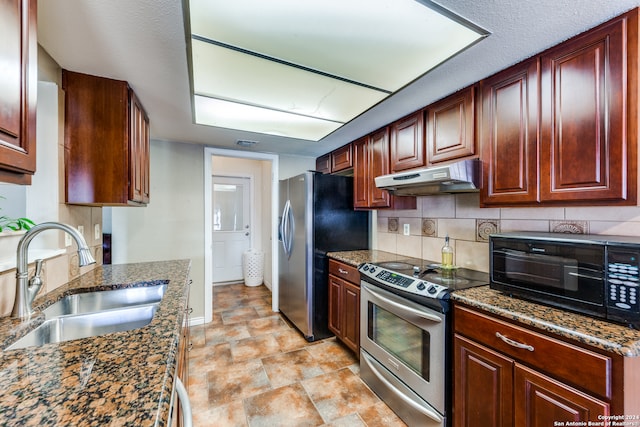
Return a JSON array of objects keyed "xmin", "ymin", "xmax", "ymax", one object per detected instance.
[
  {"xmin": 0, "ymin": 259, "xmax": 191, "ymax": 426},
  {"xmin": 452, "ymin": 286, "xmax": 640, "ymax": 357}
]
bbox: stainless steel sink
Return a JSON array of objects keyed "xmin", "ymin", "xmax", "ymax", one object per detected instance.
[
  {"xmin": 42, "ymin": 284, "xmax": 167, "ymax": 318},
  {"xmin": 6, "ymin": 303, "xmax": 160, "ymax": 350}
]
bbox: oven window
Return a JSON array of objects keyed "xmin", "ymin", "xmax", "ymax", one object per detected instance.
[{"xmin": 368, "ymin": 303, "xmax": 430, "ymax": 381}]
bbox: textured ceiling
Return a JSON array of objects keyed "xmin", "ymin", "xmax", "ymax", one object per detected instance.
[{"xmin": 37, "ymin": 0, "xmax": 640, "ymax": 157}]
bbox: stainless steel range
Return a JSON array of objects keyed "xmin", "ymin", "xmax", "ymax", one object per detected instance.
[{"xmin": 359, "ymin": 258, "xmax": 488, "ymax": 427}]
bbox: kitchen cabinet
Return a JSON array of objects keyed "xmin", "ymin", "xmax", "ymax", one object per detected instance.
[
  {"xmin": 539, "ymin": 13, "xmax": 633, "ymax": 203},
  {"xmin": 316, "ymin": 153, "xmax": 330, "ymax": 174},
  {"xmin": 452, "ymin": 304, "xmax": 640, "ymax": 427},
  {"xmin": 174, "ymin": 285, "xmax": 191, "ymax": 427},
  {"xmin": 426, "ymin": 85, "xmax": 477, "ymax": 165},
  {"xmin": 480, "ymin": 59, "xmax": 539, "ymax": 205},
  {"xmin": 481, "ymin": 9, "xmax": 638, "ymax": 207},
  {"xmin": 331, "ymin": 143, "xmax": 353, "ymax": 173},
  {"xmin": 328, "ymin": 259, "xmax": 360, "ymax": 353},
  {"xmin": 390, "ymin": 111, "xmax": 425, "ymax": 172},
  {"xmin": 63, "ymin": 70, "xmax": 150, "ymax": 206},
  {"xmin": 353, "ymin": 129, "xmax": 416, "ymax": 210},
  {"xmin": 0, "ymin": 0, "xmax": 37, "ymax": 185}
]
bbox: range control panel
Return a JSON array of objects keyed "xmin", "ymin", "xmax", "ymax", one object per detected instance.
[{"xmin": 359, "ymin": 263, "xmax": 447, "ymax": 299}]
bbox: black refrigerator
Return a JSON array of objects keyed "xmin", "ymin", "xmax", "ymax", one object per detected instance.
[{"xmin": 278, "ymin": 171, "xmax": 369, "ymax": 341}]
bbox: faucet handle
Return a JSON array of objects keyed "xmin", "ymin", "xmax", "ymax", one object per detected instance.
[
  {"xmin": 28, "ymin": 259, "xmax": 44, "ymax": 294},
  {"xmin": 33, "ymin": 258, "xmax": 43, "ymax": 278}
]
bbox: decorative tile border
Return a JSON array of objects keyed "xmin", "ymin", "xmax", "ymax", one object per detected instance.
[
  {"xmin": 477, "ymin": 219, "xmax": 500, "ymax": 242},
  {"xmin": 388, "ymin": 217, "xmax": 399, "ymax": 233},
  {"xmin": 550, "ymin": 220, "xmax": 589, "ymax": 234},
  {"xmin": 421, "ymin": 218, "xmax": 437, "ymax": 237}
]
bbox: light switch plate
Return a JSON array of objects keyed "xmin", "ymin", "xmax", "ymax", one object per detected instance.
[
  {"xmin": 403, "ymin": 224, "xmax": 410, "ymax": 235},
  {"xmin": 65, "ymin": 234, "xmax": 72, "ymax": 247}
]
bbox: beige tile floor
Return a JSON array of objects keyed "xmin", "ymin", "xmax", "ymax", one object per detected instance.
[{"xmin": 188, "ymin": 283, "xmax": 407, "ymax": 427}]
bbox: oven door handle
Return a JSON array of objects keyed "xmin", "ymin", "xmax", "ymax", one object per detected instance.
[
  {"xmin": 365, "ymin": 285, "xmax": 442, "ymax": 324},
  {"xmin": 362, "ymin": 352, "xmax": 444, "ymax": 424}
]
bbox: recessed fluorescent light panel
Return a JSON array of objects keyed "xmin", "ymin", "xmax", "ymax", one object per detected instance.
[{"xmin": 186, "ymin": 0, "xmax": 487, "ymax": 141}]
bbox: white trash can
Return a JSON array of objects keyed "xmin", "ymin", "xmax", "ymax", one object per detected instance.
[{"xmin": 242, "ymin": 249, "xmax": 264, "ymax": 287}]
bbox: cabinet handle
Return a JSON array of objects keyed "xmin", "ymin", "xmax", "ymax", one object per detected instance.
[
  {"xmin": 188, "ymin": 307, "xmax": 193, "ymax": 315},
  {"xmin": 338, "ymin": 268, "xmax": 349, "ymax": 275},
  {"xmin": 495, "ymin": 332, "xmax": 534, "ymax": 352}
]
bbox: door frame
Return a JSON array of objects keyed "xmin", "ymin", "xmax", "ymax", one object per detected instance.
[
  {"xmin": 211, "ymin": 174, "xmax": 253, "ymax": 284},
  {"xmin": 203, "ymin": 147, "xmax": 280, "ymax": 324}
]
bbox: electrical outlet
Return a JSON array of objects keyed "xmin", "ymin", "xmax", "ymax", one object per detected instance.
[
  {"xmin": 94, "ymin": 224, "xmax": 101, "ymax": 240},
  {"xmin": 403, "ymin": 224, "xmax": 410, "ymax": 236}
]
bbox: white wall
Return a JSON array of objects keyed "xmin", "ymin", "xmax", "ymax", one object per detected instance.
[
  {"xmin": 111, "ymin": 139, "xmax": 205, "ymax": 318},
  {"xmin": 278, "ymin": 155, "xmax": 316, "ymax": 179}
]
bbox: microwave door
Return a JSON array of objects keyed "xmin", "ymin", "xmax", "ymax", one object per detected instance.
[{"xmin": 503, "ymin": 251, "xmax": 578, "ymax": 290}]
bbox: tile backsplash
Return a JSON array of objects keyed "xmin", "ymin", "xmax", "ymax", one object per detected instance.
[{"xmin": 375, "ymin": 193, "xmax": 640, "ymax": 273}]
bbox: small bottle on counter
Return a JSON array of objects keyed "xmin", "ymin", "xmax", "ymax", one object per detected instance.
[{"xmin": 441, "ymin": 234, "xmax": 454, "ymax": 267}]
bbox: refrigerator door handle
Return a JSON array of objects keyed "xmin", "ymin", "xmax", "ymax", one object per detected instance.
[
  {"xmin": 280, "ymin": 201, "xmax": 291, "ymax": 257},
  {"xmin": 286, "ymin": 202, "xmax": 295, "ymax": 256}
]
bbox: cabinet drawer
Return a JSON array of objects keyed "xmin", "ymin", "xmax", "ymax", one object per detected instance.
[
  {"xmin": 454, "ymin": 305, "xmax": 612, "ymax": 399},
  {"xmin": 329, "ymin": 260, "xmax": 360, "ymax": 285}
]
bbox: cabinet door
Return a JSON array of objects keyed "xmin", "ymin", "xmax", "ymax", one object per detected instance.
[
  {"xmin": 540, "ymin": 12, "xmax": 633, "ymax": 203},
  {"xmin": 390, "ymin": 112, "xmax": 425, "ymax": 172},
  {"xmin": 480, "ymin": 59, "xmax": 539, "ymax": 206},
  {"xmin": 353, "ymin": 137, "xmax": 370, "ymax": 208},
  {"xmin": 331, "ymin": 144, "xmax": 353, "ymax": 173},
  {"xmin": 129, "ymin": 90, "xmax": 150, "ymax": 204},
  {"xmin": 328, "ymin": 275, "xmax": 343, "ymax": 337},
  {"xmin": 368, "ymin": 128, "xmax": 391, "ymax": 208},
  {"xmin": 316, "ymin": 154, "xmax": 331, "ymax": 174},
  {"xmin": 514, "ymin": 364, "xmax": 609, "ymax": 427},
  {"xmin": 0, "ymin": 0, "xmax": 37, "ymax": 184},
  {"xmin": 426, "ymin": 86, "xmax": 476, "ymax": 165},
  {"xmin": 342, "ymin": 281, "xmax": 360, "ymax": 353},
  {"xmin": 454, "ymin": 334, "xmax": 513, "ymax": 427}
]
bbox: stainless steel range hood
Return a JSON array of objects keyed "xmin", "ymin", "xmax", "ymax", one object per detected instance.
[{"xmin": 375, "ymin": 158, "xmax": 482, "ymax": 196}]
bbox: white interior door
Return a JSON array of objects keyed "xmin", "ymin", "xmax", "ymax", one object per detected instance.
[{"xmin": 212, "ymin": 176, "xmax": 251, "ymax": 283}]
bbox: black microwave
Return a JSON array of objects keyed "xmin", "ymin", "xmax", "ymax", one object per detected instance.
[{"xmin": 490, "ymin": 232, "xmax": 640, "ymax": 327}]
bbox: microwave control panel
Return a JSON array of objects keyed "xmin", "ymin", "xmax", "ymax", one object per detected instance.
[{"xmin": 606, "ymin": 248, "xmax": 640, "ymax": 316}]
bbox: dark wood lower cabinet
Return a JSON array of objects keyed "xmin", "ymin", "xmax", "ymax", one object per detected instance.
[
  {"xmin": 328, "ymin": 274, "xmax": 360, "ymax": 353},
  {"xmin": 514, "ymin": 364, "xmax": 609, "ymax": 427},
  {"xmin": 454, "ymin": 334, "xmax": 609, "ymax": 427},
  {"xmin": 454, "ymin": 334, "xmax": 513, "ymax": 427}
]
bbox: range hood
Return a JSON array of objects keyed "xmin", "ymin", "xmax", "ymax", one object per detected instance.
[{"xmin": 375, "ymin": 158, "xmax": 482, "ymax": 196}]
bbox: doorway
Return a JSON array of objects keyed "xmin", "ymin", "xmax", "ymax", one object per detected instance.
[
  {"xmin": 203, "ymin": 147, "xmax": 279, "ymax": 324},
  {"xmin": 212, "ymin": 176, "xmax": 251, "ymax": 283}
]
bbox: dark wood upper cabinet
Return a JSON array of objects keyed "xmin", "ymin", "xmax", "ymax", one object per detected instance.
[
  {"xmin": 0, "ymin": 0, "xmax": 37, "ymax": 185},
  {"xmin": 331, "ymin": 143, "xmax": 353, "ymax": 173},
  {"xmin": 426, "ymin": 86, "xmax": 477, "ymax": 165},
  {"xmin": 63, "ymin": 70, "xmax": 150, "ymax": 206},
  {"xmin": 540, "ymin": 11, "xmax": 635, "ymax": 203},
  {"xmin": 315, "ymin": 153, "xmax": 330, "ymax": 174},
  {"xmin": 480, "ymin": 59, "xmax": 540, "ymax": 206},
  {"xmin": 353, "ymin": 129, "xmax": 416, "ymax": 210},
  {"xmin": 481, "ymin": 8, "xmax": 638, "ymax": 207},
  {"xmin": 390, "ymin": 112, "xmax": 425, "ymax": 172}
]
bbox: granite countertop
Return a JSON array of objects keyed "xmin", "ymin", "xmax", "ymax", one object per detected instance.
[
  {"xmin": 0, "ymin": 259, "xmax": 191, "ymax": 426},
  {"xmin": 452, "ymin": 286, "xmax": 640, "ymax": 358},
  {"xmin": 327, "ymin": 249, "xmax": 410, "ymax": 267}
]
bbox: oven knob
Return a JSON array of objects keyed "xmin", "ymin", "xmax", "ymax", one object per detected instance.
[
  {"xmin": 427, "ymin": 285, "xmax": 438, "ymax": 294},
  {"xmin": 417, "ymin": 282, "xmax": 426, "ymax": 291}
]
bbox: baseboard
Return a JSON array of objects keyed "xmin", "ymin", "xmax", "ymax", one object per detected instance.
[{"xmin": 189, "ymin": 316, "xmax": 206, "ymax": 326}]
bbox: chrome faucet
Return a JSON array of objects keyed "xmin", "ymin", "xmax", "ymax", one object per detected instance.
[{"xmin": 11, "ymin": 222, "xmax": 96, "ymax": 319}]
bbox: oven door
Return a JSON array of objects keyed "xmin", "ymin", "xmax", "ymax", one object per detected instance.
[{"xmin": 360, "ymin": 281, "xmax": 446, "ymax": 427}]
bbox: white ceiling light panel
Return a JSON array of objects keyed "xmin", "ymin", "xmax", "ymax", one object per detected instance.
[
  {"xmin": 191, "ymin": 40, "xmax": 388, "ymax": 123},
  {"xmin": 187, "ymin": 0, "xmax": 487, "ymax": 141}
]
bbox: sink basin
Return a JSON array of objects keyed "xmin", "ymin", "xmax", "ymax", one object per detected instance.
[
  {"xmin": 43, "ymin": 284, "xmax": 167, "ymax": 318},
  {"xmin": 6, "ymin": 304, "xmax": 159, "ymax": 350}
]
